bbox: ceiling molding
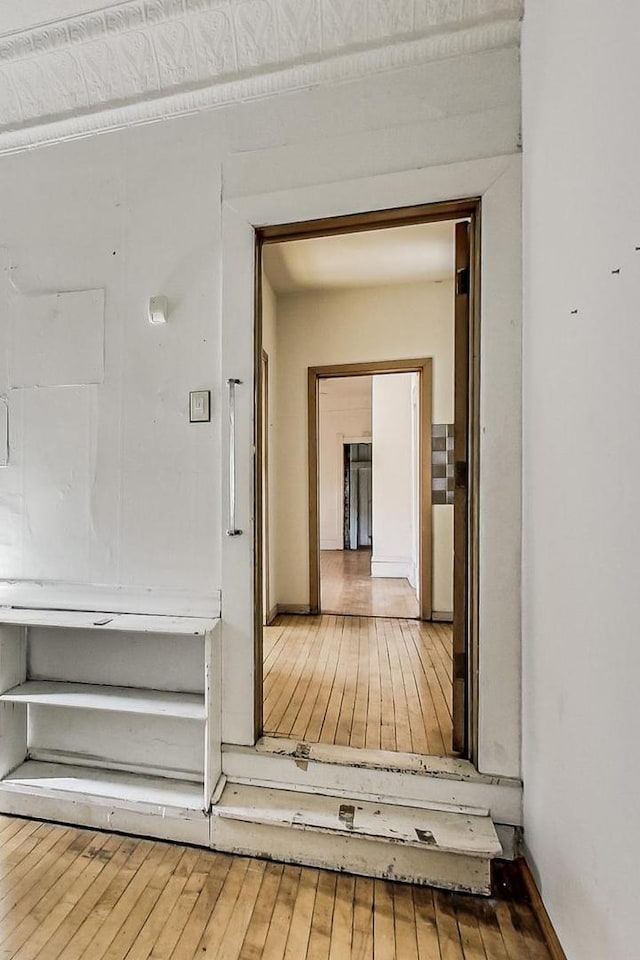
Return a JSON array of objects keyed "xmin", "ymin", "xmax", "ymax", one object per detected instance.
[{"xmin": 0, "ymin": 0, "xmax": 523, "ymax": 155}]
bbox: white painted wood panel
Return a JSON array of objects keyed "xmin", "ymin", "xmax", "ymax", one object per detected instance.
[
  {"xmin": 0, "ymin": 583, "xmax": 220, "ymax": 619},
  {"xmin": 210, "ymin": 796, "xmax": 495, "ymax": 893},
  {"xmin": 0, "ymin": 681, "xmax": 206, "ymax": 719},
  {"xmin": 204, "ymin": 622, "xmax": 222, "ymax": 807},
  {"xmin": 2, "ymin": 760, "xmax": 205, "ymax": 811},
  {"xmin": 222, "ymin": 744, "xmax": 523, "ymax": 826},
  {"xmin": 28, "ymin": 627, "xmax": 205, "ymax": 693},
  {"xmin": 216, "ymin": 784, "xmax": 501, "ymax": 857},
  {"xmin": 0, "ymin": 624, "xmax": 26, "ymax": 778},
  {"xmin": 0, "ymin": 787, "xmax": 211, "ymax": 846},
  {"xmin": 0, "ymin": 609, "xmax": 217, "ymax": 635},
  {"xmin": 28, "ymin": 707, "xmax": 204, "ymax": 780},
  {"xmin": 221, "ymin": 153, "xmax": 523, "ymax": 780}
]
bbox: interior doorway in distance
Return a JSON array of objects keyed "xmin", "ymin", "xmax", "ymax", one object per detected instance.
[
  {"xmin": 316, "ymin": 367, "xmax": 428, "ymax": 620},
  {"xmin": 343, "ymin": 442, "xmax": 372, "ymax": 552},
  {"xmin": 257, "ymin": 205, "xmax": 477, "ymax": 758}
]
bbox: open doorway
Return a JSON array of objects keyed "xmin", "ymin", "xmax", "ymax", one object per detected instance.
[
  {"xmin": 256, "ymin": 204, "xmax": 477, "ymax": 759},
  {"xmin": 313, "ymin": 365, "xmax": 431, "ymax": 621}
]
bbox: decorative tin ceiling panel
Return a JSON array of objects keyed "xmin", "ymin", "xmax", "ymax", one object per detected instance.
[{"xmin": 0, "ymin": 0, "xmax": 523, "ymax": 152}]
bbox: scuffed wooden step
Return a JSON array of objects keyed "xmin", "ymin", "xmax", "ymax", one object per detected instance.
[{"xmin": 210, "ymin": 783, "xmax": 502, "ymax": 894}]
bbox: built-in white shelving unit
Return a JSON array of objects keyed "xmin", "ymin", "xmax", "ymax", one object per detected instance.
[{"xmin": 0, "ymin": 600, "xmax": 221, "ymax": 844}]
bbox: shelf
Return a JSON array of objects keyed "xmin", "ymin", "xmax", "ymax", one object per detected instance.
[
  {"xmin": 0, "ymin": 681, "xmax": 206, "ymax": 719},
  {"xmin": 1, "ymin": 761, "xmax": 205, "ymax": 812},
  {"xmin": 0, "ymin": 608, "xmax": 218, "ymax": 636}
]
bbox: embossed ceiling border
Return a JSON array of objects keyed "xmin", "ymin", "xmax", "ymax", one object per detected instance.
[{"xmin": 0, "ymin": 0, "xmax": 523, "ymax": 156}]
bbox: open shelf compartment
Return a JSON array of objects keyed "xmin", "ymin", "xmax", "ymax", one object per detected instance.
[{"xmin": 0, "ymin": 610, "xmax": 221, "ymax": 820}]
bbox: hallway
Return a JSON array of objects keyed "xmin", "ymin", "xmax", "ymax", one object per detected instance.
[
  {"xmin": 320, "ymin": 549, "xmax": 420, "ymax": 619},
  {"xmin": 263, "ymin": 615, "xmax": 454, "ymax": 756}
]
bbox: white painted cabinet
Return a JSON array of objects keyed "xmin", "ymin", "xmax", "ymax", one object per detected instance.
[{"xmin": 0, "ymin": 607, "xmax": 221, "ymax": 845}]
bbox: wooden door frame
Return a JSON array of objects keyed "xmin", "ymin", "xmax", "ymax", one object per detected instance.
[
  {"xmin": 308, "ymin": 359, "xmax": 433, "ymax": 621},
  {"xmin": 260, "ymin": 349, "xmax": 272, "ymax": 625},
  {"xmin": 254, "ymin": 197, "xmax": 480, "ymax": 758}
]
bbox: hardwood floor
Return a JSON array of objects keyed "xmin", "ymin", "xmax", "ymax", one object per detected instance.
[
  {"xmin": 0, "ymin": 815, "xmax": 552, "ymax": 959},
  {"xmin": 320, "ymin": 549, "xmax": 420, "ymax": 619},
  {"xmin": 264, "ymin": 614, "xmax": 454, "ymax": 756}
]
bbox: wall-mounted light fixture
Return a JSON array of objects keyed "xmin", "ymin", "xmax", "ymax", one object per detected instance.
[{"xmin": 148, "ymin": 296, "xmax": 168, "ymax": 325}]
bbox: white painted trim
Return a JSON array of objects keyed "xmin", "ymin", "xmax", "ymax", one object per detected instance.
[
  {"xmin": 0, "ymin": 680, "xmax": 207, "ymax": 719},
  {"xmin": 0, "ymin": 579, "xmax": 220, "ymax": 619},
  {"xmin": 0, "ymin": 2, "xmax": 523, "ymax": 156},
  {"xmin": 221, "ymin": 153, "xmax": 522, "ymax": 781},
  {"xmin": 222, "ymin": 744, "xmax": 523, "ymax": 826},
  {"xmin": 370, "ymin": 557, "xmax": 413, "ymax": 579},
  {"xmin": 210, "ymin": 812, "xmax": 493, "ymax": 893},
  {"xmin": 0, "ymin": 788, "xmax": 210, "ymax": 846},
  {"xmin": 0, "ymin": 607, "xmax": 219, "ymax": 635},
  {"xmin": 320, "ymin": 540, "xmax": 342, "ymax": 551}
]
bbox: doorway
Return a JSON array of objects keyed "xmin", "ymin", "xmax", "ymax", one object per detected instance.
[
  {"xmin": 256, "ymin": 202, "xmax": 478, "ymax": 759},
  {"xmin": 310, "ymin": 361, "xmax": 433, "ymax": 622}
]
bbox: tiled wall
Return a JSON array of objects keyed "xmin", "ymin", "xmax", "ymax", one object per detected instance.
[{"xmin": 432, "ymin": 423, "xmax": 454, "ymax": 505}]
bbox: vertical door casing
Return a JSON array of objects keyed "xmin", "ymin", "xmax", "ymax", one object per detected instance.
[
  {"xmin": 453, "ymin": 220, "xmax": 471, "ymax": 755},
  {"xmin": 221, "ymin": 206, "xmax": 257, "ymax": 746}
]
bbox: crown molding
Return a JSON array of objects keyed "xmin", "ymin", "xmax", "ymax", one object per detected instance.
[{"xmin": 0, "ymin": 0, "xmax": 523, "ymax": 155}]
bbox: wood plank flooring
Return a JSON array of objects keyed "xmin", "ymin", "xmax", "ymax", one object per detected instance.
[
  {"xmin": 263, "ymin": 615, "xmax": 454, "ymax": 756},
  {"xmin": 0, "ymin": 815, "xmax": 552, "ymax": 959},
  {"xmin": 320, "ymin": 550, "xmax": 420, "ymax": 619}
]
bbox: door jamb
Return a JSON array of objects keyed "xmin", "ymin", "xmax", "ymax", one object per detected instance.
[
  {"xmin": 308, "ymin": 359, "xmax": 432, "ymax": 621},
  {"xmin": 254, "ymin": 197, "xmax": 480, "ymax": 759}
]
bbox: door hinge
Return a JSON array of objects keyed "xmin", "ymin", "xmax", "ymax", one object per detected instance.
[
  {"xmin": 456, "ymin": 266, "xmax": 470, "ymax": 296},
  {"xmin": 454, "ymin": 460, "xmax": 467, "ymax": 489}
]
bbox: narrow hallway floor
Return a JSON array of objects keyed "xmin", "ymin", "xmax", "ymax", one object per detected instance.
[
  {"xmin": 264, "ymin": 613, "xmax": 454, "ymax": 756},
  {"xmin": 320, "ymin": 549, "xmax": 420, "ymax": 618}
]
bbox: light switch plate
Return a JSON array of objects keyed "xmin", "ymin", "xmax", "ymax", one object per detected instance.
[{"xmin": 189, "ymin": 390, "xmax": 211, "ymax": 423}]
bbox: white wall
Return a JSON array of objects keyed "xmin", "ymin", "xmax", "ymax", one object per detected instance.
[
  {"xmin": 272, "ymin": 280, "xmax": 454, "ymax": 611},
  {"xmin": 0, "ymin": 44, "xmax": 522, "ymax": 766},
  {"xmin": 0, "ymin": 120, "xmax": 220, "ymax": 594},
  {"xmin": 371, "ymin": 373, "xmax": 418, "ymax": 589},
  {"xmin": 319, "ymin": 377, "xmax": 372, "ymax": 551},
  {"xmin": 522, "ymin": 3, "xmax": 640, "ymax": 958}
]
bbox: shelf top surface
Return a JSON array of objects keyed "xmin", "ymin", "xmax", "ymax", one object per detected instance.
[
  {"xmin": 2, "ymin": 760, "xmax": 205, "ymax": 811},
  {"xmin": 0, "ymin": 680, "xmax": 206, "ymax": 719},
  {"xmin": 0, "ymin": 608, "xmax": 219, "ymax": 635}
]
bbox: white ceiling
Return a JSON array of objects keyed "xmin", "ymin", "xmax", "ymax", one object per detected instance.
[
  {"xmin": 263, "ymin": 220, "xmax": 457, "ymax": 294},
  {"xmin": 319, "ymin": 376, "xmax": 372, "ymax": 400},
  {"xmin": 0, "ymin": 1, "xmax": 121, "ymax": 34}
]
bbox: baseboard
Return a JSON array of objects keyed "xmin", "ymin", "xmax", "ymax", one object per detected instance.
[
  {"xmin": 276, "ymin": 604, "xmax": 312, "ymax": 615},
  {"xmin": 265, "ymin": 604, "xmax": 279, "ymax": 625},
  {"xmin": 432, "ymin": 611, "xmax": 454, "ymax": 622},
  {"xmin": 370, "ymin": 557, "xmax": 413, "ymax": 579},
  {"xmin": 518, "ymin": 858, "xmax": 568, "ymax": 960}
]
